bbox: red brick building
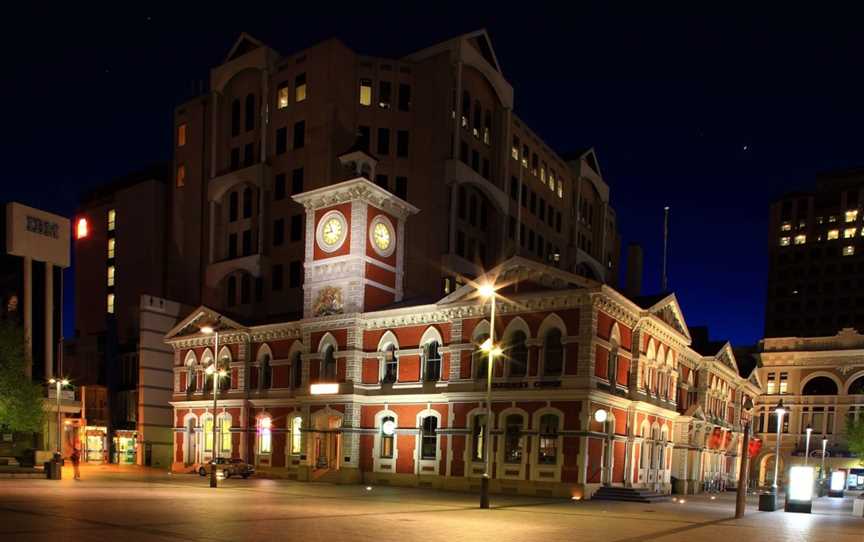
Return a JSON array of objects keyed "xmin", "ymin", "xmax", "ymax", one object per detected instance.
[{"xmin": 166, "ymin": 174, "xmax": 758, "ymax": 498}]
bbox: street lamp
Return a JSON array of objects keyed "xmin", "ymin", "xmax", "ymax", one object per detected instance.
[
  {"xmin": 804, "ymin": 425, "xmax": 812, "ymax": 466},
  {"xmin": 477, "ymin": 282, "xmax": 499, "ymax": 509},
  {"xmin": 772, "ymin": 399, "xmax": 785, "ymax": 491},
  {"xmin": 821, "ymin": 437, "xmax": 828, "ymax": 481},
  {"xmin": 201, "ymin": 324, "xmax": 225, "ymax": 489},
  {"xmin": 47, "ymin": 378, "xmax": 70, "ymax": 454}
]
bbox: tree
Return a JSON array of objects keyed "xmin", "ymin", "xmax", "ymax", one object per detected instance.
[
  {"xmin": 0, "ymin": 321, "xmax": 45, "ymax": 433},
  {"xmin": 848, "ymin": 416, "xmax": 864, "ymax": 467}
]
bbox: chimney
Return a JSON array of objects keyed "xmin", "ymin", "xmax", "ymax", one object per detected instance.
[{"xmin": 626, "ymin": 243, "xmax": 643, "ymax": 297}]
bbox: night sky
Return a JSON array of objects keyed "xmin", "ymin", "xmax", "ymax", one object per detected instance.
[{"xmin": 5, "ymin": 6, "xmax": 864, "ymax": 346}]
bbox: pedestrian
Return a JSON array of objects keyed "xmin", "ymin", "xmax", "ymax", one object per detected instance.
[{"xmin": 71, "ymin": 447, "xmax": 81, "ymax": 480}]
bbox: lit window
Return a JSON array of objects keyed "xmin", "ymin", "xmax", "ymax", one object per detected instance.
[
  {"xmin": 549, "ymin": 172, "xmax": 556, "ymax": 191},
  {"xmin": 220, "ymin": 417, "xmax": 231, "ymax": 454},
  {"xmin": 846, "ymin": 210, "xmax": 858, "ymax": 222},
  {"xmin": 471, "ymin": 415, "xmax": 486, "ymax": 461},
  {"xmin": 107, "ymin": 238, "xmax": 115, "ymax": 258},
  {"xmin": 277, "ymin": 83, "xmax": 289, "ymax": 109},
  {"xmin": 107, "ymin": 265, "xmax": 115, "ymax": 287},
  {"xmin": 359, "ymin": 79, "xmax": 372, "ymax": 106},
  {"xmin": 843, "ymin": 245, "xmax": 855, "ymax": 256},
  {"xmin": 779, "ymin": 373, "xmax": 788, "ymax": 394},
  {"xmin": 107, "ymin": 209, "xmax": 116, "ymax": 231},
  {"xmin": 816, "ymin": 216, "xmax": 824, "ymax": 224},
  {"xmin": 537, "ymin": 414, "xmax": 559, "ymax": 465},
  {"xmin": 780, "ymin": 222, "xmax": 792, "ymax": 232},
  {"xmin": 557, "ymin": 179, "xmax": 563, "ymax": 199},
  {"xmin": 511, "ymin": 137, "xmax": 519, "ymax": 160},
  {"xmin": 176, "ymin": 164, "xmax": 186, "ymax": 187},
  {"xmin": 290, "ymin": 416, "xmax": 302, "ymax": 454},
  {"xmin": 75, "ymin": 218, "xmax": 89, "ymax": 239},
  {"xmin": 107, "ymin": 293, "xmax": 115, "ymax": 314},
  {"xmin": 829, "ymin": 215, "xmax": 837, "ymax": 223},
  {"xmin": 766, "ymin": 373, "xmax": 776, "ymax": 394},
  {"xmin": 177, "ymin": 123, "xmax": 187, "ymax": 147},
  {"xmin": 844, "ymin": 227, "xmax": 856, "ymax": 238},
  {"xmin": 258, "ymin": 417, "xmax": 272, "ymax": 454},
  {"xmin": 827, "ymin": 229, "xmax": 839, "ymax": 240},
  {"xmin": 295, "ymin": 73, "xmax": 307, "ymax": 102},
  {"xmin": 794, "ymin": 234, "xmax": 806, "ymax": 245},
  {"xmin": 540, "ymin": 162, "xmax": 547, "ymax": 184},
  {"xmin": 204, "ymin": 417, "xmax": 214, "ymax": 451},
  {"xmin": 798, "ymin": 221, "xmax": 806, "ymax": 229}
]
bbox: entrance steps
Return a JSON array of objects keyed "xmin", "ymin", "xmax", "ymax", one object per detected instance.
[{"xmin": 591, "ymin": 486, "xmax": 671, "ymax": 503}]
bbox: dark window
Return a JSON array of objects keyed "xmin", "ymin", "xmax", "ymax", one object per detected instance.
[
  {"xmin": 461, "ymin": 91, "xmax": 471, "ymax": 124},
  {"xmin": 260, "ymin": 355, "xmax": 271, "ymax": 388},
  {"xmin": 508, "ymin": 331, "xmax": 528, "ymax": 377},
  {"xmin": 273, "ymin": 218, "xmax": 284, "ymax": 246},
  {"xmin": 471, "ymin": 150, "xmax": 479, "ymax": 171},
  {"xmin": 509, "ymin": 217, "xmax": 516, "ymax": 239},
  {"xmin": 242, "ymin": 230, "xmax": 252, "ymax": 256},
  {"xmin": 528, "ymin": 230, "xmax": 535, "ymax": 250},
  {"xmin": 395, "ymin": 176, "xmax": 408, "ymax": 200},
  {"xmin": 510, "ymin": 177, "xmax": 518, "ymax": 200},
  {"xmin": 289, "ymin": 260, "xmax": 302, "ymax": 288},
  {"xmin": 480, "ymin": 202, "xmax": 487, "ymax": 231},
  {"xmin": 242, "ymin": 188, "xmax": 253, "ymax": 218},
  {"xmin": 398, "ymin": 83, "xmax": 411, "ymax": 111},
  {"xmin": 229, "ymin": 191, "xmax": 239, "ymax": 222},
  {"xmin": 358, "ymin": 125, "xmax": 370, "ymax": 150},
  {"xmin": 537, "ymin": 234, "xmax": 544, "ymax": 258},
  {"xmin": 423, "ymin": 341, "xmax": 441, "ymax": 382},
  {"xmin": 460, "ymin": 142, "xmax": 469, "ymax": 163},
  {"xmin": 228, "ymin": 233, "xmax": 237, "ymax": 258},
  {"xmin": 375, "ymin": 174, "xmax": 389, "ymax": 191},
  {"xmin": 293, "ymin": 121, "xmax": 305, "ymax": 149},
  {"xmin": 521, "ymin": 185, "xmax": 527, "ymax": 206},
  {"xmin": 458, "ymin": 187, "xmax": 467, "ymax": 219},
  {"xmin": 245, "ymin": 94, "xmax": 255, "ymax": 131},
  {"xmin": 322, "ymin": 346, "xmax": 337, "ymax": 380},
  {"xmin": 539, "ymin": 199, "xmax": 546, "ymax": 221},
  {"xmin": 504, "ymin": 414, "xmax": 523, "ymax": 463},
  {"xmin": 421, "ymin": 417, "xmax": 438, "ymax": 459},
  {"xmin": 230, "ymin": 148, "xmax": 240, "ymax": 171},
  {"xmin": 543, "ymin": 329, "xmax": 563, "ymax": 375},
  {"xmin": 240, "ymin": 275, "xmax": 251, "ymax": 304},
  {"xmin": 275, "ymin": 173, "xmax": 286, "ymax": 200},
  {"xmin": 469, "ymin": 195, "xmax": 477, "ymax": 226},
  {"xmin": 473, "ymin": 100, "xmax": 482, "ymax": 135},
  {"xmin": 456, "ymin": 230, "xmax": 465, "ymax": 257},
  {"xmin": 291, "ymin": 168, "xmax": 304, "ymax": 194},
  {"xmin": 529, "ymin": 191, "xmax": 536, "ymax": 214},
  {"xmin": 255, "ymin": 277, "xmax": 263, "ymax": 302},
  {"xmin": 243, "ymin": 143, "xmax": 254, "ymax": 166},
  {"xmin": 226, "ymin": 276, "xmax": 236, "ymax": 306},
  {"xmin": 482, "ymin": 158, "xmax": 490, "ymax": 179},
  {"xmin": 276, "ymin": 127, "xmax": 287, "ymax": 154},
  {"xmin": 291, "ymin": 352, "xmax": 302, "ymax": 388},
  {"xmin": 378, "ymin": 81, "xmax": 392, "ymax": 108},
  {"xmin": 272, "ymin": 264, "xmax": 283, "ymax": 291},
  {"xmin": 556, "ymin": 212, "xmax": 562, "ymax": 233},
  {"xmin": 290, "ymin": 214, "xmax": 303, "ymax": 242},
  {"xmin": 231, "ymin": 99, "xmax": 240, "ymax": 136},
  {"xmin": 396, "ymin": 130, "xmax": 409, "ymax": 157},
  {"xmin": 377, "ymin": 128, "xmax": 390, "ymax": 155},
  {"xmin": 382, "ymin": 344, "xmax": 398, "ymax": 383}
]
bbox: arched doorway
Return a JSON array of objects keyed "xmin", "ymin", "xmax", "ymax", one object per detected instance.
[
  {"xmin": 759, "ymin": 453, "xmax": 783, "ymax": 487},
  {"xmin": 183, "ymin": 417, "xmax": 197, "ymax": 465},
  {"xmin": 311, "ymin": 410, "xmax": 343, "ymax": 472}
]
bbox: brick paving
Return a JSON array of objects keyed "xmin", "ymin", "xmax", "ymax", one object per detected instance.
[{"xmin": 0, "ymin": 465, "xmax": 859, "ymax": 541}]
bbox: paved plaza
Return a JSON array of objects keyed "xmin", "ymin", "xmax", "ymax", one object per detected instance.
[{"xmin": 0, "ymin": 465, "xmax": 860, "ymax": 542}]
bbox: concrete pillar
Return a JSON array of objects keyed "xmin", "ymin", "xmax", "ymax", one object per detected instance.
[
  {"xmin": 44, "ymin": 263, "xmax": 53, "ymax": 379},
  {"xmin": 23, "ymin": 256, "xmax": 32, "ymax": 378}
]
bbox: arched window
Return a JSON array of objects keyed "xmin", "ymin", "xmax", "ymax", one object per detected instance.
[
  {"xmin": 229, "ymin": 191, "xmax": 239, "ymax": 222},
  {"xmin": 538, "ymin": 413, "xmax": 559, "ymax": 465},
  {"xmin": 322, "ymin": 345, "xmax": 337, "ymax": 381},
  {"xmin": 423, "ymin": 341, "xmax": 441, "ymax": 382},
  {"xmin": 218, "ymin": 415, "xmax": 231, "ymax": 457},
  {"xmin": 260, "ymin": 354, "xmax": 272, "ymax": 389},
  {"xmin": 185, "ymin": 354, "xmax": 197, "ymax": 393},
  {"xmin": 507, "ymin": 331, "xmax": 528, "ymax": 377},
  {"xmin": 420, "ymin": 416, "xmax": 438, "ymax": 460},
  {"xmin": 608, "ymin": 344, "xmax": 619, "ymax": 386},
  {"xmin": 245, "ymin": 93, "xmax": 255, "ymax": 132},
  {"xmin": 473, "ymin": 333, "xmax": 490, "ymax": 379},
  {"xmin": 258, "ymin": 416, "xmax": 272, "ymax": 454},
  {"xmin": 242, "ymin": 187, "xmax": 253, "ymax": 218},
  {"xmin": 483, "ymin": 111, "xmax": 492, "ymax": 144},
  {"xmin": 504, "ymin": 414, "xmax": 523, "ymax": 463},
  {"xmin": 240, "ymin": 275, "xmax": 251, "ymax": 305},
  {"xmin": 802, "ymin": 376, "xmax": 839, "ymax": 396},
  {"xmin": 543, "ymin": 329, "xmax": 563, "ymax": 376},
  {"xmin": 203, "ymin": 415, "xmax": 214, "ymax": 452},
  {"xmin": 382, "ymin": 344, "xmax": 398, "ymax": 384},
  {"xmin": 217, "ymin": 351, "xmax": 231, "ymax": 391},
  {"xmin": 850, "ymin": 376, "xmax": 864, "ymax": 395},
  {"xmin": 291, "ymin": 351, "xmax": 302, "ymax": 388},
  {"xmin": 231, "ymin": 99, "xmax": 240, "ymax": 136},
  {"xmin": 380, "ymin": 415, "xmax": 395, "ymax": 459},
  {"xmin": 290, "ymin": 415, "xmax": 303, "ymax": 455},
  {"xmin": 226, "ymin": 276, "xmax": 236, "ymax": 307},
  {"xmin": 471, "ymin": 414, "xmax": 486, "ymax": 462}
]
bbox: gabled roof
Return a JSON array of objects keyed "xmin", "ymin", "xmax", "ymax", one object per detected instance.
[
  {"xmin": 406, "ymin": 28, "xmax": 502, "ymax": 73},
  {"xmin": 164, "ymin": 306, "xmax": 246, "ymax": 341},
  {"xmin": 224, "ymin": 32, "xmax": 267, "ymax": 63},
  {"xmin": 437, "ymin": 256, "xmax": 598, "ymax": 306},
  {"xmin": 632, "ymin": 293, "xmax": 691, "ymax": 341}
]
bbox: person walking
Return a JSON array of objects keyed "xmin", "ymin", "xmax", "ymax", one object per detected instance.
[{"xmin": 71, "ymin": 447, "xmax": 81, "ymax": 480}]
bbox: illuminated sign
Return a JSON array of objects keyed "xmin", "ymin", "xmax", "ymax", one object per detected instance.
[
  {"xmin": 830, "ymin": 471, "xmax": 845, "ymax": 492},
  {"xmin": 788, "ymin": 466, "xmax": 814, "ymax": 502},
  {"xmin": 310, "ymin": 383, "xmax": 339, "ymax": 395}
]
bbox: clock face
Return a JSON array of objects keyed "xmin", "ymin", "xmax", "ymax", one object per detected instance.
[
  {"xmin": 373, "ymin": 221, "xmax": 391, "ymax": 251},
  {"xmin": 322, "ymin": 218, "xmax": 343, "ymax": 246},
  {"xmin": 369, "ymin": 215, "xmax": 396, "ymax": 257},
  {"xmin": 316, "ymin": 211, "xmax": 347, "ymax": 252}
]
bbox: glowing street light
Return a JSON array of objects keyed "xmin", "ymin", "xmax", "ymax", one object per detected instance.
[
  {"xmin": 200, "ymin": 321, "xmax": 224, "ymax": 489},
  {"xmin": 477, "ymin": 280, "xmax": 498, "ymax": 510},
  {"xmin": 47, "ymin": 378, "xmax": 70, "ymax": 454},
  {"xmin": 772, "ymin": 399, "xmax": 785, "ymax": 491},
  {"xmin": 804, "ymin": 425, "xmax": 812, "ymax": 466}
]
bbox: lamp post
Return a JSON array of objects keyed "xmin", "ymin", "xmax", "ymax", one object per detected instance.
[
  {"xmin": 773, "ymin": 399, "xmax": 785, "ymax": 492},
  {"xmin": 821, "ymin": 437, "xmax": 827, "ymax": 482},
  {"xmin": 735, "ymin": 396, "xmax": 754, "ymax": 518},
  {"xmin": 201, "ymin": 325, "xmax": 226, "ymax": 489},
  {"xmin": 478, "ymin": 283, "xmax": 501, "ymax": 509},
  {"xmin": 804, "ymin": 425, "xmax": 812, "ymax": 466},
  {"xmin": 47, "ymin": 378, "xmax": 70, "ymax": 454}
]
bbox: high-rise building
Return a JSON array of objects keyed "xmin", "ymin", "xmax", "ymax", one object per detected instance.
[
  {"xmin": 171, "ymin": 30, "xmax": 621, "ymax": 324},
  {"xmin": 765, "ymin": 168, "xmax": 864, "ymax": 337}
]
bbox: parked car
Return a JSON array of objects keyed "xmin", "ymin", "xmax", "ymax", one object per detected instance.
[{"xmin": 198, "ymin": 457, "xmax": 255, "ymax": 479}]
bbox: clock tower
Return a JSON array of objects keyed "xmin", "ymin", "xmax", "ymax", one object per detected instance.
[{"xmin": 292, "ymin": 152, "xmax": 419, "ymax": 318}]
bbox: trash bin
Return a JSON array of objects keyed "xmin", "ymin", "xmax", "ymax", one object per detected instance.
[{"xmin": 44, "ymin": 459, "xmax": 62, "ymax": 480}]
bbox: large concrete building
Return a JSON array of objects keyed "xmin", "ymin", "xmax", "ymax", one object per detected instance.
[
  {"xmin": 166, "ymin": 174, "xmax": 757, "ymax": 498},
  {"xmin": 170, "ymin": 30, "xmax": 621, "ymax": 325},
  {"xmin": 765, "ymin": 168, "xmax": 864, "ymax": 338}
]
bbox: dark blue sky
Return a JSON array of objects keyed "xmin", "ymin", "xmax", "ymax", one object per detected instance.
[{"xmin": 4, "ymin": 6, "xmax": 864, "ymax": 346}]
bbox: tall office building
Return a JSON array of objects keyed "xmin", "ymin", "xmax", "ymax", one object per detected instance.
[
  {"xmin": 170, "ymin": 30, "xmax": 621, "ymax": 323},
  {"xmin": 765, "ymin": 168, "xmax": 864, "ymax": 337}
]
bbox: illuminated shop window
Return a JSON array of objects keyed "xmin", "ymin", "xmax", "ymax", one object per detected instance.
[
  {"xmin": 846, "ymin": 210, "xmax": 858, "ymax": 222},
  {"xmin": 219, "ymin": 417, "xmax": 231, "ymax": 454},
  {"xmin": 779, "ymin": 237, "xmax": 791, "ymax": 246},
  {"xmin": 204, "ymin": 418, "xmax": 214, "ymax": 451},
  {"xmin": 177, "ymin": 123, "xmax": 187, "ymax": 147},
  {"xmin": 290, "ymin": 416, "xmax": 302, "ymax": 454},
  {"xmin": 277, "ymin": 83, "xmax": 289, "ymax": 109},
  {"xmin": 843, "ymin": 245, "xmax": 855, "ymax": 256},
  {"xmin": 794, "ymin": 234, "xmax": 806, "ymax": 245},
  {"xmin": 107, "ymin": 265, "xmax": 115, "ymax": 287},
  {"xmin": 107, "ymin": 293, "xmax": 115, "ymax": 314},
  {"xmin": 780, "ymin": 222, "xmax": 792, "ymax": 231},
  {"xmin": 359, "ymin": 79, "xmax": 372, "ymax": 106},
  {"xmin": 827, "ymin": 230, "xmax": 839, "ymax": 240},
  {"xmin": 107, "ymin": 209, "xmax": 116, "ymax": 231},
  {"xmin": 258, "ymin": 417, "xmax": 272, "ymax": 454},
  {"xmin": 844, "ymin": 228, "xmax": 856, "ymax": 239}
]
